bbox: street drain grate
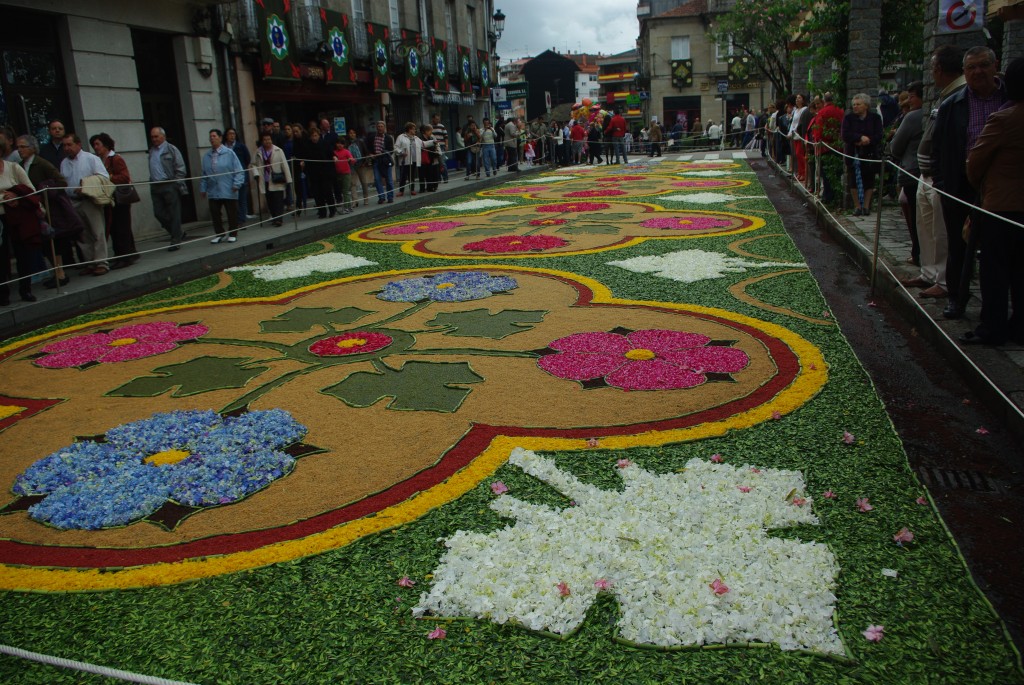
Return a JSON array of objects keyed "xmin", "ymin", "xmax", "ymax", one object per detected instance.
[{"xmin": 915, "ymin": 466, "xmax": 998, "ymax": 492}]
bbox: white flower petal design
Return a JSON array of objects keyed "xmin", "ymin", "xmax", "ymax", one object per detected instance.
[
  {"xmin": 417, "ymin": 448, "xmax": 843, "ymax": 654},
  {"xmin": 435, "ymin": 199, "xmax": 513, "ymax": 211},
  {"xmin": 226, "ymin": 253, "xmax": 377, "ymax": 281},
  {"xmin": 608, "ymin": 249, "xmax": 804, "ymax": 284},
  {"xmin": 658, "ymin": 192, "xmax": 752, "ymax": 204},
  {"xmin": 526, "ymin": 175, "xmax": 579, "ymax": 183}
]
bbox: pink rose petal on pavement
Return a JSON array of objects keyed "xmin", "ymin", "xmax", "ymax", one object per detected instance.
[
  {"xmin": 893, "ymin": 527, "xmax": 914, "ymax": 545},
  {"xmin": 557, "ymin": 582, "xmax": 571, "ymax": 597},
  {"xmin": 843, "ymin": 431, "xmax": 856, "ymax": 445},
  {"xmin": 709, "ymin": 578, "xmax": 730, "ymax": 595},
  {"xmin": 823, "ymin": 490, "xmax": 836, "ymax": 499},
  {"xmin": 710, "ymin": 454, "xmax": 723, "ymax": 463},
  {"xmin": 398, "ymin": 576, "xmax": 416, "ymax": 587},
  {"xmin": 862, "ymin": 625, "xmax": 884, "ymax": 642},
  {"xmin": 490, "ymin": 481, "xmax": 509, "ymax": 495},
  {"xmin": 427, "ymin": 626, "xmax": 447, "ymax": 640},
  {"xmin": 594, "ymin": 579, "xmax": 612, "ymax": 591},
  {"xmin": 857, "ymin": 497, "xmax": 873, "ymax": 512},
  {"xmin": 616, "ymin": 459, "xmax": 633, "ymax": 469}
]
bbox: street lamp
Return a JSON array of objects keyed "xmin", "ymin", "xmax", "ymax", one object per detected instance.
[{"xmin": 492, "ymin": 9, "xmax": 506, "ymax": 40}]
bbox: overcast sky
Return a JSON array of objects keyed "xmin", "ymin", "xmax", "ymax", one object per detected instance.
[{"xmin": 494, "ymin": 0, "xmax": 639, "ymax": 62}]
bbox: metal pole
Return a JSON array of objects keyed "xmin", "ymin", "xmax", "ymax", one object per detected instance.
[
  {"xmin": 41, "ymin": 191, "xmax": 65, "ymax": 296},
  {"xmin": 869, "ymin": 159, "xmax": 886, "ymax": 297}
]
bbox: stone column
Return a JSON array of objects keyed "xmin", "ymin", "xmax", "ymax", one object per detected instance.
[
  {"xmin": 791, "ymin": 54, "xmax": 811, "ymax": 96},
  {"xmin": 1003, "ymin": 19, "xmax": 1024, "ymax": 63},
  {"xmin": 846, "ymin": 0, "xmax": 882, "ymax": 98}
]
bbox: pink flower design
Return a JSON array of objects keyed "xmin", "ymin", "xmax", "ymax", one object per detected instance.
[
  {"xmin": 594, "ymin": 578, "xmax": 612, "ymax": 591},
  {"xmin": 34, "ymin": 321, "xmax": 210, "ymax": 369},
  {"xmin": 616, "ymin": 458, "xmax": 633, "ymax": 469},
  {"xmin": 856, "ymin": 497, "xmax": 873, "ymax": 512},
  {"xmin": 537, "ymin": 329, "xmax": 750, "ymax": 392},
  {"xmin": 464, "ymin": 235, "xmax": 569, "ymax": 253},
  {"xmin": 490, "ymin": 481, "xmax": 509, "ymax": 495},
  {"xmin": 709, "ymin": 578, "xmax": 730, "ymax": 595},
  {"xmin": 557, "ymin": 582, "xmax": 571, "ymax": 597},
  {"xmin": 893, "ymin": 527, "xmax": 914, "ymax": 545},
  {"xmin": 862, "ymin": 625, "xmax": 884, "ymax": 642},
  {"xmin": 427, "ymin": 626, "xmax": 447, "ymax": 640},
  {"xmin": 842, "ymin": 431, "xmax": 856, "ymax": 445},
  {"xmin": 738, "ymin": 485, "xmax": 752, "ymax": 493},
  {"xmin": 710, "ymin": 454, "xmax": 724, "ymax": 463},
  {"xmin": 398, "ymin": 576, "xmax": 416, "ymax": 587},
  {"xmin": 823, "ymin": 490, "xmax": 836, "ymax": 499},
  {"xmin": 639, "ymin": 216, "xmax": 734, "ymax": 231},
  {"xmin": 381, "ymin": 220, "xmax": 466, "ymax": 235},
  {"xmin": 308, "ymin": 332, "xmax": 393, "ymax": 357},
  {"xmin": 535, "ymin": 202, "xmax": 610, "ymax": 213},
  {"xmin": 528, "ymin": 218, "xmax": 568, "ymax": 226},
  {"xmin": 563, "ymin": 189, "xmax": 627, "ymax": 198}
]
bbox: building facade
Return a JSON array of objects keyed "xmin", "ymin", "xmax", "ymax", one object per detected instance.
[
  {"xmin": 597, "ymin": 50, "xmax": 642, "ymax": 130},
  {"xmin": 0, "ymin": 0, "xmax": 503, "ymax": 238}
]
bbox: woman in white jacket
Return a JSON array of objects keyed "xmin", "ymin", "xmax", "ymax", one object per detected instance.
[
  {"xmin": 394, "ymin": 122, "xmax": 422, "ymax": 197},
  {"xmin": 253, "ymin": 132, "xmax": 292, "ymax": 227}
]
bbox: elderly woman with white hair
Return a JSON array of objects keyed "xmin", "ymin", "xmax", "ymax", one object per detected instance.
[{"xmin": 840, "ymin": 92, "xmax": 884, "ymax": 215}]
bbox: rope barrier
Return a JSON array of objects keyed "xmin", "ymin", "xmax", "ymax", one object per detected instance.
[{"xmin": 0, "ymin": 643, "xmax": 200, "ymax": 685}]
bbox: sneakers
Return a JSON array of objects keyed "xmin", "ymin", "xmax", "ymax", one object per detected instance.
[
  {"xmin": 211, "ymin": 236, "xmax": 223, "ymax": 244},
  {"xmin": 227, "ymin": 236, "xmax": 237, "ymax": 243}
]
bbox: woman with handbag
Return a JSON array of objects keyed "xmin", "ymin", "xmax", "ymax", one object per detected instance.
[
  {"xmin": 254, "ymin": 132, "xmax": 292, "ymax": 227},
  {"xmin": 89, "ymin": 133, "xmax": 139, "ymax": 269}
]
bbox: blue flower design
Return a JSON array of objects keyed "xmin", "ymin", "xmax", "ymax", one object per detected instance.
[
  {"xmin": 377, "ymin": 271, "xmax": 518, "ymax": 303},
  {"xmin": 13, "ymin": 409, "xmax": 307, "ymax": 530}
]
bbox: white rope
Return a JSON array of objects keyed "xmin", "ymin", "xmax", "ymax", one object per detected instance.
[{"xmin": 0, "ymin": 643, "xmax": 200, "ymax": 685}]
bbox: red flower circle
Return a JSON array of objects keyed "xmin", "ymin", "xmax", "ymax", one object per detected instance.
[
  {"xmin": 463, "ymin": 235, "xmax": 569, "ymax": 253},
  {"xmin": 535, "ymin": 202, "xmax": 610, "ymax": 213},
  {"xmin": 308, "ymin": 332, "xmax": 393, "ymax": 357},
  {"xmin": 563, "ymin": 189, "xmax": 627, "ymax": 198}
]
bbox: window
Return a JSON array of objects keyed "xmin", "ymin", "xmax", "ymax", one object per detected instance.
[
  {"xmin": 716, "ymin": 35, "xmax": 735, "ymax": 63},
  {"xmin": 466, "ymin": 6, "xmax": 476, "ymax": 51},
  {"xmin": 352, "ymin": 0, "xmax": 367, "ymax": 58},
  {"xmin": 671, "ymin": 36, "xmax": 690, "ymax": 60},
  {"xmin": 388, "ymin": 0, "xmax": 400, "ymax": 35}
]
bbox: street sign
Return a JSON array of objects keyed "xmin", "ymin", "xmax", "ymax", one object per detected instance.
[
  {"xmin": 491, "ymin": 87, "xmax": 507, "ymax": 103},
  {"xmin": 938, "ymin": 0, "xmax": 982, "ymax": 33},
  {"xmin": 717, "ymin": 79, "xmax": 729, "ymax": 94},
  {"xmin": 503, "ymin": 81, "xmax": 529, "ymax": 99}
]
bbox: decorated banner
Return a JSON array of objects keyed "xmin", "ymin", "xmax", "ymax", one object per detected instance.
[
  {"xmin": 431, "ymin": 37, "xmax": 448, "ymax": 89},
  {"xmin": 458, "ymin": 45, "xmax": 473, "ymax": 95},
  {"xmin": 671, "ymin": 59, "xmax": 693, "ymax": 89},
  {"xmin": 322, "ymin": 8, "xmax": 355, "ymax": 85},
  {"xmin": 937, "ymin": 0, "xmax": 984, "ymax": 34},
  {"xmin": 255, "ymin": 0, "xmax": 299, "ymax": 81},
  {"xmin": 400, "ymin": 29, "xmax": 424, "ymax": 92},
  {"xmin": 727, "ymin": 55, "xmax": 753, "ymax": 85},
  {"xmin": 477, "ymin": 49, "xmax": 491, "ymax": 98},
  {"xmin": 367, "ymin": 21, "xmax": 394, "ymax": 92}
]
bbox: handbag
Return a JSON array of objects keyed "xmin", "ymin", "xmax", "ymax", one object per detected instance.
[
  {"xmin": 114, "ymin": 184, "xmax": 141, "ymax": 205},
  {"xmin": 271, "ymin": 171, "xmax": 286, "ymax": 184}
]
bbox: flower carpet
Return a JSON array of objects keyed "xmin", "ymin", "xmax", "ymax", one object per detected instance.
[{"xmin": 0, "ymin": 158, "xmax": 1021, "ymax": 684}]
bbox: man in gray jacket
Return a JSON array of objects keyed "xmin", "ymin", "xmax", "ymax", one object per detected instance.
[{"xmin": 148, "ymin": 127, "xmax": 188, "ymax": 251}]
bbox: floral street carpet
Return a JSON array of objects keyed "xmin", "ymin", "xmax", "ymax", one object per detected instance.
[{"xmin": 0, "ymin": 158, "xmax": 1020, "ymax": 684}]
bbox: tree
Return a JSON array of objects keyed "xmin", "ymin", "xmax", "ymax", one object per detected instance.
[{"xmin": 709, "ymin": 0, "xmax": 812, "ymax": 97}]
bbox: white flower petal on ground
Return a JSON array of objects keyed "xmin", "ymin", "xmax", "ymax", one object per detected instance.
[
  {"xmin": 658, "ymin": 192, "xmax": 767, "ymax": 205},
  {"xmin": 227, "ymin": 253, "xmax": 377, "ymax": 281},
  {"xmin": 525, "ymin": 176, "xmax": 578, "ymax": 183},
  {"xmin": 435, "ymin": 199, "xmax": 513, "ymax": 211},
  {"xmin": 607, "ymin": 249, "xmax": 804, "ymax": 284},
  {"xmin": 416, "ymin": 448, "xmax": 843, "ymax": 654}
]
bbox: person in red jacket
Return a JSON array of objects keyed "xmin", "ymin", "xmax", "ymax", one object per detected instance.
[
  {"xmin": 809, "ymin": 92, "xmax": 845, "ymax": 205},
  {"xmin": 604, "ymin": 109, "xmax": 629, "ymax": 164},
  {"xmin": 569, "ymin": 121, "xmax": 586, "ymax": 165}
]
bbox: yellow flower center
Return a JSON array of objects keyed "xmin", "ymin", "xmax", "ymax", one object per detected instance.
[
  {"xmin": 336, "ymin": 338, "xmax": 367, "ymax": 349},
  {"xmin": 0, "ymin": 405, "xmax": 23, "ymax": 420},
  {"xmin": 108, "ymin": 337, "xmax": 138, "ymax": 347},
  {"xmin": 509, "ymin": 240, "xmax": 522, "ymax": 245},
  {"xmin": 415, "ymin": 225, "xmax": 430, "ymax": 232},
  {"xmin": 435, "ymin": 282, "xmax": 455, "ymax": 289},
  {"xmin": 145, "ymin": 449, "xmax": 191, "ymax": 466},
  {"xmin": 625, "ymin": 348, "xmax": 656, "ymax": 361}
]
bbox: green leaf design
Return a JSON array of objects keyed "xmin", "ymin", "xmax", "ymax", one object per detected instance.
[
  {"xmin": 454, "ymin": 226, "xmax": 515, "ymax": 237},
  {"xmin": 586, "ymin": 212, "xmax": 636, "ymax": 221},
  {"xmin": 323, "ymin": 361, "xmax": 483, "ymax": 412},
  {"xmin": 426, "ymin": 309, "xmax": 547, "ymax": 338},
  {"xmin": 557, "ymin": 224, "xmax": 622, "ymax": 235},
  {"xmin": 106, "ymin": 357, "xmax": 269, "ymax": 398},
  {"xmin": 259, "ymin": 307, "xmax": 373, "ymax": 334}
]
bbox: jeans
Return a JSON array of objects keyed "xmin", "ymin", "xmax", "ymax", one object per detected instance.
[
  {"xmin": 151, "ymin": 183, "xmax": 183, "ymax": 244},
  {"xmin": 611, "ymin": 139, "xmax": 629, "ymax": 164},
  {"xmin": 481, "ymin": 144, "xmax": 496, "ymax": 175},
  {"xmin": 373, "ymin": 161, "xmax": 394, "ymax": 201},
  {"xmin": 465, "ymin": 150, "xmax": 477, "ymax": 177}
]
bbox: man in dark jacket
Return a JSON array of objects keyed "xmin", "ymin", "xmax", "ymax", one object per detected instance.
[{"xmin": 932, "ymin": 45, "xmax": 1006, "ymax": 319}]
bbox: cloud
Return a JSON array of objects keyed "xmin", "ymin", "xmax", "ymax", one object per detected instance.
[{"xmin": 495, "ymin": 0, "xmax": 638, "ymax": 61}]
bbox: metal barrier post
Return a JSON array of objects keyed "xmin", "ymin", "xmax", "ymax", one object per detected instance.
[{"xmin": 870, "ymin": 158, "xmax": 886, "ymax": 297}]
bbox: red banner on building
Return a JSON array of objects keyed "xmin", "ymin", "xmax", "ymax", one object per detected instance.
[
  {"xmin": 366, "ymin": 22, "xmax": 393, "ymax": 92},
  {"xmin": 321, "ymin": 8, "xmax": 355, "ymax": 85},
  {"xmin": 255, "ymin": 0, "xmax": 299, "ymax": 81},
  {"xmin": 476, "ymin": 49, "xmax": 491, "ymax": 98}
]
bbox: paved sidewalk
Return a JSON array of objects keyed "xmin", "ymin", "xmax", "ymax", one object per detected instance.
[
  {"xmin": 0, "ymin": 170, "xmax": 524, "ymax": 338},
  {"xmin": 768, "ymin": 159, "xmax": 1024, "ymax": 436}
]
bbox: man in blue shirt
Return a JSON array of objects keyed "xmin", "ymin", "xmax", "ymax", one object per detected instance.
[{"xmin": 199, "ymin": 129, "xmax": 244, "ymax": 243}]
